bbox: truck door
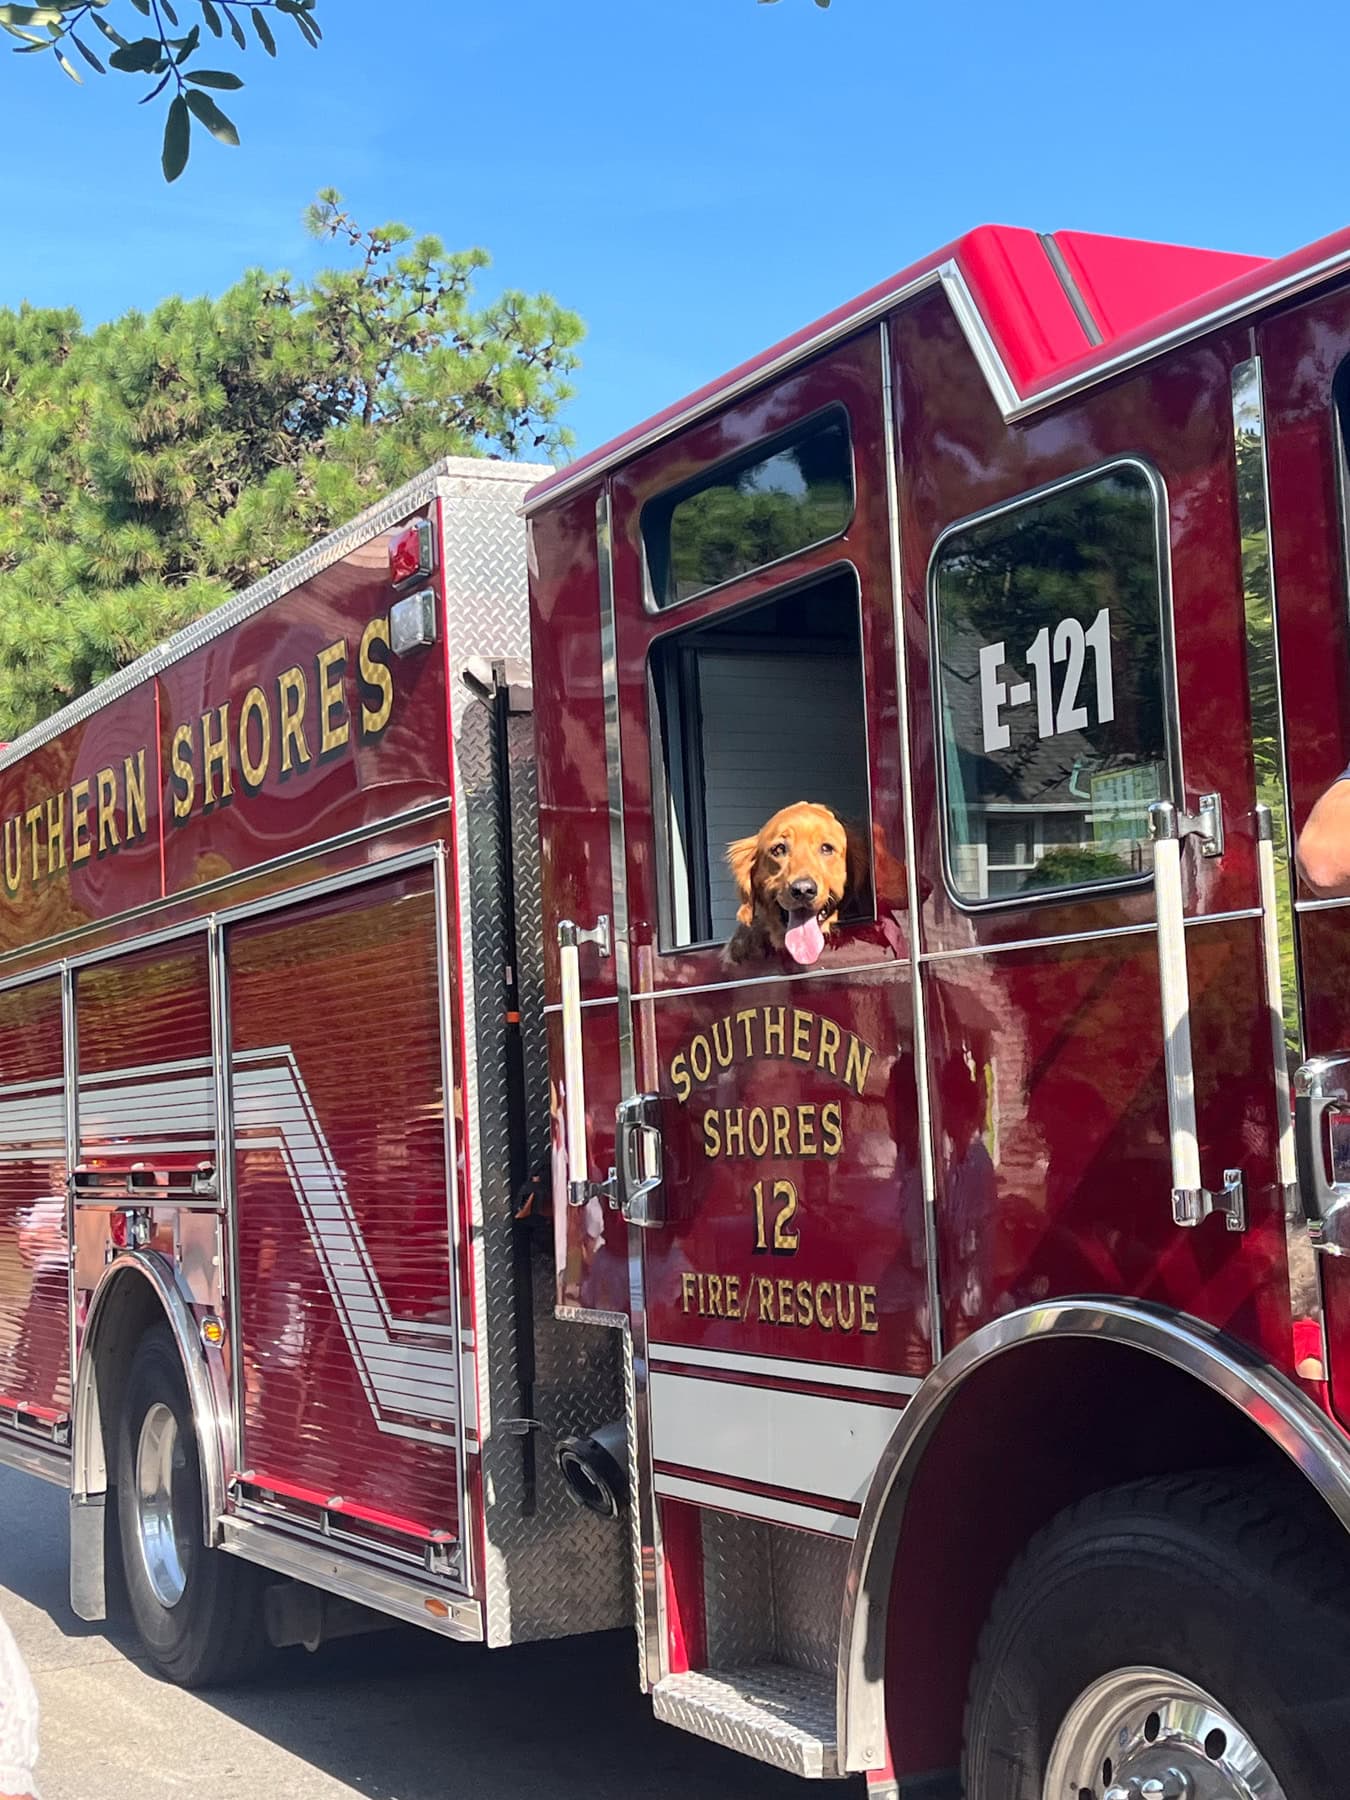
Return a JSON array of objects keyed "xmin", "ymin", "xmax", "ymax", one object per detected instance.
[
  {"xmin": 1259, "ymin": 292, "xmax": 1350, "ymax": 1420},
  {"xmin": 597, "ymin": 330, "xmax": 930, "ymax": 1544}
]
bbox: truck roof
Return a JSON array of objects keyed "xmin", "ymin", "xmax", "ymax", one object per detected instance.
[{"xmin": 522, "ymin": 221, "xmax": 1350, "ymax": 515}]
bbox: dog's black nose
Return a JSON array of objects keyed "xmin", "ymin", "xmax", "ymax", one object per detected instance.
[{"xmin": 788, "ymin": 877, "xmax": 818, "ymax": 906}]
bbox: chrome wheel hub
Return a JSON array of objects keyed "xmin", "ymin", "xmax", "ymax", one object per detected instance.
[
  {"xmin": 133, "ymin": 1401, "xmax": 191, "ymax": 1608},
  {"xmin": 1044, "ymin": 1667, "xmax": 1285, "ymax": 1800}
]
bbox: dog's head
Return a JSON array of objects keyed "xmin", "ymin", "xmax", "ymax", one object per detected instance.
[{"xmin": 727, "ymin": 802, "xmax": 850, "ymax": 966}]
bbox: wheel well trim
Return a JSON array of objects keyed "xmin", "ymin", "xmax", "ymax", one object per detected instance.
[
  {"xmin": 836, "ymin": 1298, "xmax": 1350, "ymax": 1772},
  {"xmin": 72, "ymin": 1250, "xmax": 232, "ymax": 1542}
]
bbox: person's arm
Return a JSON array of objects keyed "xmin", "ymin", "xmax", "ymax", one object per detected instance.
[{"xmin": 1297, "ymin": 776, "xmax": 1350, "ymax": 898}]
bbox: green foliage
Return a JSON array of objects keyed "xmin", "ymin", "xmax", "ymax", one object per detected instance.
[
  {"xmin": 1024, "ymin": 845, "xmax": 1130, "ymax": 889},
  {"xmin": 0, "ymin": 190, "xmax": 583, "ymax": 736},
  {"xmin": 0, "ymin": 0, "xmax": 319, "ymax": 179}
]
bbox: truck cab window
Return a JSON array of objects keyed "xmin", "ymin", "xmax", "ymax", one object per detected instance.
[
  {"xmin": 932, "ymin": 462, "xmax": 1170, "ymax": 905},
  {"xmin": 651, "ymin": 567, "xmax": 871, "ymax": 948},
  {"xmin": 643, "ymin": 410, "xmax": 854, "ymax": 608}
]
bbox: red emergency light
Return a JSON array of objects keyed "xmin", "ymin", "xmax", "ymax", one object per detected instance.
[{"xmin": 387, "ymin": 519, "xmax": 435, "ymax": 587}]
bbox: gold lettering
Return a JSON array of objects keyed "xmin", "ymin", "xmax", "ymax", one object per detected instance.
[
  {"xmin": 817, "ymin": 1283, "xmax": 835, "ymax": 1329},
  {"xmin": 821, "ymin": 1100, "xmax": 843, "ymax": 1157},
  {"xmin": 835, "ymin": 1283, "xmax": 857, "ymax": 1332},
  {"xmin": 44, "ymin": 792, "xmax": 65, "ymax": 874},
  {"xmin": 817, "ymin": 1017, "xmax": 842, "ymax": 1076},
  {"xmin": 708, "ymin": 1274, "xmax": 724, "ymax": 1316},
  {"xmin": 238, "ymin": 686, "xmax": 272, "ymax": 790},
  {"xmin": 844, "ymin": 1036, "xmax": 874, "ymax": 1097},
  {"xmin": 689, "ymin": 1034, "xmax": 711, "ymax": 1083},
  {"xmin": 797, "ymin": 1103, "xmax": 817, "ymax": 1157},
  {"xmin": 123, "ymin": 749, "xmax": 147, "ymax": 841},
  {"xmin": 702, "ymin": 1109, "xmax": 721, "ymax": 1159},
  {"xmin": 171, "ymin": 724, "xmax": 195, "ymax": 820},
  {"xmin": 24, "ymin": 804, "xmax": 42, "ymax": 880},
  {"xmin": 70, "ymin": 779, "xmax": 92, "ymax": 864},
  {"xmin": 358, "ymin": 615, "xmax": 394, "ymax": 737},
  {"xmin": 771, "ymin": 1106, "xmax": 792, "ymax": 1157},
  {"xmin": 747, "ymin": 1107, "xmax": 769, "ymax": 1157},
  {"xmin": 201, "ymin": 704, "xmax": 233, "ymax": 808},
  {"xmin": 317, "ymin": 638, "xmax": 349, "ymax": 756},
  {"xmin": 725, "ymin": 1274, "xmax": 741, "ymax": 1318},
  {"xmin": 670, "ymin": 1053, "xmax": 691, "ymax": 1104},
  {"xmin": 681, "ymin": 1271, "xmax": 696, "ymax": 1314},
  {"xmin": 711, "ymin": 1016, "xmax": 734, "ymax": 1069},
  {"xmin": 2, "ymin": 818, "xmax": 20, "ymax": 894},
  {"xmin": 796, "ymin": 1280, "xmax": 815, "ymax": 1329},
  {"xmin": 860, "ymin": 1286, "xmax": 878, "ymax": 1334},
  {"xmin": 758, "ymin": 1276, "xmax": 776, "ymax": 1322},
  {"xmin": 777, "ymin": 1278, "xmax": 796, "ymax": 1327},
  {"xmin": 791, "ymin": 1009, "xmax": 812, "ymax": 1062},
  {"xmin": 96, "ymin": 768, "xmax": 119, "ymax": 853},
  {"xmin": 736, "ymin": 1008, "xmax": 756, "ymax": 1056},
  {"xmin": 278, "ymin": 666, "xmax": 312, "ymax": 774},
  {"xmin": 763, "ymin": 1007, "xmax": 785, "ymax": 1056},
  {"xmin": 723, "ymin": 1109, "xmax": 744, "ymax": 1157}
]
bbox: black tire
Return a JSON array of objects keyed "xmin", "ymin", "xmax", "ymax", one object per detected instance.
[
  {"xmin": 962, "ymin": 1470, "xmax": 1350, "ymax": 1799},
  {"xmin": 117, "ymin": 1324, "xmax": 269, "ymax": 1687}
]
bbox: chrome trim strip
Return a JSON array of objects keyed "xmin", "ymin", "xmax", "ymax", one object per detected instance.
[
  {"xmin": 837, "ymin": 1298, "xmax": 1350, "ymax": 1774},
  {"xmin": 429, "ymin": 844, "xmax": 472, "ymax": 1589},
  {"xmin": 1232, "ymin": 355, "xmax": 1326, "ymax": 1362},
  {"xmin": 1039, "ymin": 233, "xmax": 1104, "ymax": 348},
  {"xmin": 219, "ymin": 1514, "xmax": 484, "ymax": 1643},
  {"xmin": 61, "ymin": 961, "xmax": 78, "ymax": 1417},
  {"xmin": 649, "ymin": 1338, "xmax": 922, "ymax": 1396},
  {"xmin": 919, "ymin": 907, "xmax": 1263, "ymax": 965},
  {"xmin": 0, "ymin": 797, "xmax": 452, "ymax": 975},
  {"xmin": 926, "ymin": 456, "xmax": 1181, "ymax": 915},
  {"xmin": 1295, "ymin": 893, "xmax": 1350, "ymax": 914},
  {"xmin": 541, "ymin": 911, "xmax": 1267, "ymax": 1013},
  {"xmin": 880, "ymin": 325, "xmax": 943, "ymax": 1367},
  {"xmin": 596, "ymin": 486, "xmax": 668, "ymax": 1690},
  {"xmin": 73, "ymin": 1251, "xmax": 230, "ymax": 1538},
  {"xmin": 0, "ymin": 459, "xmax": 544, "ymax": 770},
  {"xmin": 0, "ymin": 1430, "xmax": 68, "ymax": 1486},
  {"xmin": 209, "ymin": 916, "xmax": 245, "ymax": 1489}
]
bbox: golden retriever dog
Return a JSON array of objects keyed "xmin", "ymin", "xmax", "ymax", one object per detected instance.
[{"xmin": 725, "ymin": 801, "xmax": 853, "ymax": 967}]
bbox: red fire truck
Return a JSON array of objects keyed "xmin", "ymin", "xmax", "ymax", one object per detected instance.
[{"xmin": 9, "ymin": 224, "xmax": 1350, "ymax": 1799}]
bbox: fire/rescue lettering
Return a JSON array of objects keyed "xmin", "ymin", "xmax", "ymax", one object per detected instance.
[
  {"xmin": 1, "ymin": 752, "xmax": 153, "ymax": 893},
  {"xmin": 201, "ymin": 703, "xmax": 234, "ymax": 809},
  {"xmin": 278, "ymin": 666, "xmax": 311, "ymax": 774},
  {"xmin": 238, "ymin": 687, "xmax": 272, "ymax": 792},
  {"xmin": 317, "ymin": 639, "xmax": 350, "ymax": 758},
  {"xmin": 171, "ymin": 724, "xmax": 195, "ymax": 820},
  {"xmin": 668, "ymin": 1009, "xmax": 876, "ymax": 1102},
  {"xmin": 679, "ymin": 1267, "xmax": 878, "ymax": 1333},
  {"xmin": 358, "ymin": 616, "xmax": 394, "ymax": 737}
]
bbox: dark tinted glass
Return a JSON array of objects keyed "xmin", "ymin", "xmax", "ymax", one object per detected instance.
[
  {"xmin": 933, "ymin": 465, "xmax": 1169, "ymax": 904},
  {"xmin": 645, "ymin": 413, "xmax": 853, "ymax": 606}
]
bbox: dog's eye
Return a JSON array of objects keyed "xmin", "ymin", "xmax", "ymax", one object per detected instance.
[
  {"xmin": 820, "ymin": 843, "xmax": 836, "ymax": 856},
  {"xmin": 770, "ymin": 841, "xmax": 788, "ymax": 858}
]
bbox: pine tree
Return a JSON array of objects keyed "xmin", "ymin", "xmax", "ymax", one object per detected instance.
[{"xmin": 0, "ymin": 190, "xmax": 583, "ymax": 736}]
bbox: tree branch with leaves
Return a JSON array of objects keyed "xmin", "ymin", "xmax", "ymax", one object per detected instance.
[{"xmin": 0, "ymin": 0, "xmax": 319, "ymax": 179}]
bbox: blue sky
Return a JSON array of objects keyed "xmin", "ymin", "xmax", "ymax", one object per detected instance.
[{"xmin": 0, "ymin": 0, "xmax": 1342, "ymax": 460}]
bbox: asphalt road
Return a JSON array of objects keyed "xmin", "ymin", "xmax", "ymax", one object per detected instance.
[{"xmin": 0, "ymin": 1464, "xmax": 828, "ymax": 1800}]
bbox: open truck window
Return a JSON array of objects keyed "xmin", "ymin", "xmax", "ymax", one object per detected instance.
[
  {"xmin": 642, "ymin": 409, "xmax": 854, "ymax": 608},
  {"xmin": 651, "ymin": 566, "xmax": 871, "ymax": 948},
  {"xmin": 932, "ymin": 461, "xmax": 1171, "ymax": 905}
]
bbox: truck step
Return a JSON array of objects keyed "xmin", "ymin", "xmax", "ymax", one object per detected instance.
[{"xmin": 651, "ymin": 1662, "xmax": 840, "ymax": 1778}]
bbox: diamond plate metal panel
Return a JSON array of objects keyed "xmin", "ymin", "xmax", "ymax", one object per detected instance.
[
  {"xmin": 651, "ymin": 1666, "xmax": 840, "ymax": 1779},
  {"xmin": 442, "ymin": 468, "xmax": 629, "ymax": 1648},
  {"xmin": 702, "ymin": 1509, "xmax": 848, "ymax": 1681},
  {"xmin": 703, "ymin": 1512, "xmax": 774, "ymax": 1667},
  {"xmin": 771, "ymin": 1528, "xmax": 850, "ymax": 1681}
]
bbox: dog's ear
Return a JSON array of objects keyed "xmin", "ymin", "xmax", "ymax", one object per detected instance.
[
  {"xmin": 842, "ymin": 822, "xmax": 872, "ymax": 921},
  {"xmin": 727, "ymin": 835, "xmax": 759, "ymax": 927}
]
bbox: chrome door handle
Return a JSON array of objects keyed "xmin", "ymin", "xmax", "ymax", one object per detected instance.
[
  {"xmin": 1148, "ymin": 798, "xmax": 1245, "ymax": 1230},
  {"xmin": 1294, "ymin": 1053, "xmax": 1350, "ymax": 1254},
  {"xmin": 557, "ymin": 917, "xmax": 612, "ymax": 1209},
  {"xmin": 616, "ymin": 1093, "xmax": 664, "ymax": 1229}
]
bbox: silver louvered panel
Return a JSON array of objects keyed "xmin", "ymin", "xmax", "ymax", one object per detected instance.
[
  {"xmin": 652, "ymin": 1665, "xmax": 841, "ymax": 1779},
  {"xmin": 442, "ymin": 469, "xmax": 628, "ymax": 1648},
  {"xmin": 703, "ymin": 1509, "xmax": 849, "ymax": 1681}
]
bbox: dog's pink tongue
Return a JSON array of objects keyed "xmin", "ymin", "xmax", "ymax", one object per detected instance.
[{"xmin": 784, "ymin": 912, "xmax": 825, "ymax": 966}]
